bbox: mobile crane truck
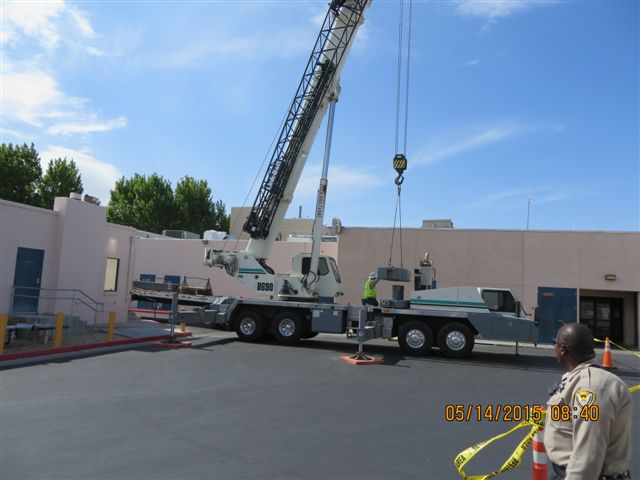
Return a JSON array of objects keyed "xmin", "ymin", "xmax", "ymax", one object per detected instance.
[{"xmin": 198, "ymin": 0, "xmax": 538, "ymax": 357}]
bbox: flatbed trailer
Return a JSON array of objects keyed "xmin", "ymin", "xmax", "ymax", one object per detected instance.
[{"xmin": 193, "ymin": 291, "xmax": 538, "ymax": 358}]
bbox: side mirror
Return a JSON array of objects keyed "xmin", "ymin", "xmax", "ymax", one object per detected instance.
[{"xmin": 533, "ymin": 307, "xmax": 539, "ymax": 326}]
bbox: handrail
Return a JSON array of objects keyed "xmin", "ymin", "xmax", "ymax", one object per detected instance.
[
  {"xmin": 10, "ymin": 286, "xmax": 105, "ymax": 314},
  {"xmin": 12, "ymin": 286, "xmax": 104, "ymax": 310}
]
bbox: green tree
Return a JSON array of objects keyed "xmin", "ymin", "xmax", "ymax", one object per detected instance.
[
  {"xmin": 0, "ymin": 143, "xmax": 42, "ymax": 206},
  {"xmin": 213, "ymin": 199, "xmax": 230, "ymax": 232},
  {"xmin": 107, "ymin": 173, "xmax": 175, "ymax": 233},
  {"xmin": 174, "ymin": 176, "xmax": 229, "ymax": 234},
  {"xmin": 39, "ymin": 158, "xmax": 83, "ymax": 209}
]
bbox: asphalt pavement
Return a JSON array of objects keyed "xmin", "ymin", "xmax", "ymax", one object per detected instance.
[{"xmin": 1, "ymin": 329, "xmax": 639, "ymax": 480}]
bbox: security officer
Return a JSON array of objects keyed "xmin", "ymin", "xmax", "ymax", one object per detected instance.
[
  {"xmin": 545, "ymin": 323, "xmax": 632, "ymax": 480},
  {"xmin": 362, "ymin": 272, "xmax": 379, "ymax": 307}
]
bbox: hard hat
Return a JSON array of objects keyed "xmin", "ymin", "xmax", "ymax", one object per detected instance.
[{"xmin": 369, "ymin": 272, "xmax": 377, "ymax": 279}]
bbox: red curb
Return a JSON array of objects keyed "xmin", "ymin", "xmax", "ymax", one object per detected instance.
[{"xmin": 0, "ymin": 332, "xmax": 193, "ymax": 362}]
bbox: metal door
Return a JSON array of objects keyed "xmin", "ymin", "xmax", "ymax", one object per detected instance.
[
  {"xmin": 537, "ymin": 287, "xmax": 577, "ymax": 344},
  {"xmin": 137, "ymin": 274, "xmax": 156, "ymax": 309},
  {"xmin": 580, "ymin": 297, "xmax": 624, "ymax": 344},
  {"xmin": 12, "ymin": 247, "xmax": 45, "ymax": 313},
  {"xmin": 162, "ymin": 275, "xmax": 180, "ymax": 309}
]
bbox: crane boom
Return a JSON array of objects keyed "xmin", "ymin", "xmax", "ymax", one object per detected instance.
[
  {"xmin": 244, "ymin": 0, "xmax": 370, "ymax": 261},
  {"xmin": 205, "ymin": 0, "xmax": 370, "ymax": 300}
]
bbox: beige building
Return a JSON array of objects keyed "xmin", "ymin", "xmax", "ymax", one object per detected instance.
[
  {"xmin": 338, "ymin": 227, "xmax": 639, "ymax": 347},
  {"xmin": 1, "ymin": 198, "xmax": 638, "ymax": 347}
]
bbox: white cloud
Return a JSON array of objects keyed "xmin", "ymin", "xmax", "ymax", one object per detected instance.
[
  {"xmin": 2, "ymin": 60, "xmax": 125, "ymax": 136},
  {"xmin": 40, "ymin": 146, "xmax": 122, "ymax": 205},
  {"xmin": 48, "ymin": 116, "xmax": 128, "ymax": 135},
  {"xmin": 472, "ymin": 186, "xmax": 574, "ymax": 210},
  {"xmin": 1, "ymin": 0, "xmax": 97, "ymax": 51},
  {"xmin": 0, "ymin": 127, "xmax": 31, "ymax": 142},
  {"xmin": 1, "ymin": 2, "xmax": 119, "ymax": 137},
  {"xmin": 471, "ymin": 188, "xmax": 530, "ymax": 208},
  {"xmin": 414, "ymin": 122, "xmax": 525, "ymax": 165},
  {"xmin": 454, "ymin": 1, "xmax": 532, "ymax": 21},
  {"xmin": 294, "ymin": 164, "xmax": 384, "ymax": 201}
]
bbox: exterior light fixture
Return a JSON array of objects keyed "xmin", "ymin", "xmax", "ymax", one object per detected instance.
[{"xmin": 604, "ymin": 274, "xmax": 617, "ymax": 281}]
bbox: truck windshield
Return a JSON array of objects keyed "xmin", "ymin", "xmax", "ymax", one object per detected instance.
[{"xmin": 481, "ymin": 290, "xmax": 516, "ymax": 313}]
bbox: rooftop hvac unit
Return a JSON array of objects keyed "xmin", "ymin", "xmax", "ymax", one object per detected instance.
[{"xmin": 162, "ymin": 230, "xmax": 201, "ymax": 239}]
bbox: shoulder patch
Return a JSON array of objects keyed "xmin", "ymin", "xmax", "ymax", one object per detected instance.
[{"xmin": 575, "ymin": 389, "xmax": 596, "ymax": 408}]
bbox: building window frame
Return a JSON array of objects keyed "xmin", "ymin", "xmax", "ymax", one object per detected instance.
[{"xmin": 104, "ymin": 258, "xmax": 120, "ymax": 292}]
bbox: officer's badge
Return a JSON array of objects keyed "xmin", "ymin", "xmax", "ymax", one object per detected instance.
[{"xmin": 575, "ymin": 389, "xmax": 596, "ymax": 408}]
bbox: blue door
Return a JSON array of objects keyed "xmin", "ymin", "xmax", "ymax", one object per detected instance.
[
  {"xmin": 537, "ymin": 287, "xmax": 577, "ymax": 344},
  {"xmin": 137, "ymin": 274, "xmax": 156, "ymax": 309},
  {"xmin": 162, "ymin": 275, "xmax": 181, "ymax": 309},
  {"xmin": 12, "ymin": 247, "xmax": 45, "ymax": 313}
]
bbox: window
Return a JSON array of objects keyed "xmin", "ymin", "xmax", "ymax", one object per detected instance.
[
  {"xmin": 104, "ymin": 258, "xmax": 120, "ymax": 292},
  {"xmin": 301, "ymin": 257, "xmax": 329, "ymax": 276},
  {"xmin": 481, "ymin": 290, "xmax": 516, "ymax": 313}
]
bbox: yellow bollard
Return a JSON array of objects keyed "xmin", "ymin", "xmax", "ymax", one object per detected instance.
[
  {"xmin": 0, "ymin": 314, "xmax": 8, "ymax": 355},
  {"xmin": 107, "ymin": 311, "xmax": 116, "ymax": 342},
  {"xmin": 54, "ymin": 312, "xmax": 64, "ymax": 348},
  {"xmin": 179, "ymin": 322, "xmax": 186, "ymax": 333}
]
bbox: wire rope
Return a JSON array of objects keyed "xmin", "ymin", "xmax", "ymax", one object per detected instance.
[{"xmin": 388, "ymin": 0, "xmax": 412, "ymax": 269}]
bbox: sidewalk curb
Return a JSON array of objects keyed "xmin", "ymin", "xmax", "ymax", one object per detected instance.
[{"xmin": 0, "ymin": 332, "xmax": 193, "ymax": 363}]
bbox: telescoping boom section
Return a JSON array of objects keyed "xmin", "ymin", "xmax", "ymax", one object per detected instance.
[
  {"xmin": 205, "ymin": 0, "xmax": 370, "ymax": 301},
  {"xmin": 243, "ymin": 0, "xmax": 369, "ymax": 261}
]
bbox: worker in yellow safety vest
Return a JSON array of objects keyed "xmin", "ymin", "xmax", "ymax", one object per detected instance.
[{"xmin": 362, "ymin": 272, "xmax": 379, "ymax": 307}]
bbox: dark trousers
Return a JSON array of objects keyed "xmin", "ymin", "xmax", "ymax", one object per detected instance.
[
  {"xmin": 551, "ymin": 463, "xmax": 566, "ymax": 480},
  {"xmin": 552, "ymin": 463, "xmax": 631, "ymax": 480},
  {"xmin": 362, "ymin": 297, "xmax": 378, "ymax": 307}
]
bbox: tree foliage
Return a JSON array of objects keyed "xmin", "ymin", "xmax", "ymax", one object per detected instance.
[
  {"xmin": 0, "ymin": 143, "xmax": 42, "ymax": 206},
  {"xmin": 39, "ymin": 158, "xmax": 83, "ymax": 209},
  {"xmin": 107, "ymin": 173, "xmax": 175, "ymax": 233},
  {"xmin": 1, "ymin": 142, "xmax": 230, "ymax": 234},
  {"xmin": 106, "ymin": 174, "xmax": 229, "ymax": 235},
  {"xmin": 0, "ymin": 143, "xmax": 85, "ymax": 209}
]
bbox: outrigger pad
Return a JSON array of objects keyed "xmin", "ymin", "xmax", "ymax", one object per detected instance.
[{"xmin": 377, "ymin": 266, "xmax": 411, "ymax": 282}]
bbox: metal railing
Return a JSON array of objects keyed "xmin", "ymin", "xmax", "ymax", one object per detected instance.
[{"xmin": 9, "ymin": 286, "xmax": 105, "ymax": 327}]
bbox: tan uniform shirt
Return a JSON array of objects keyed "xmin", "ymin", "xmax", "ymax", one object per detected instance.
[{"xmin": 544, "ymin": 360, "xmax": 632, "ymax": 479}]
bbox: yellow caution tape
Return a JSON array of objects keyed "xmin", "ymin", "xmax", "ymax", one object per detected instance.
[
  {"xmin": 454, "ymin": 411, "xmax": 545, "ymax": 480},
  {"xmin": 594, "ymin": 337, "xmax": 640, "ymax": 392},
  {"xmin": 594, "ymin": 337, "xmax": 640, "ymax": 359},
  {"xmin": 455, "ymin": 381, "xmax": 640, "ymax": 480}
]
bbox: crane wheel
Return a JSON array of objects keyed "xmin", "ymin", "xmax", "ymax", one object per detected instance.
[
  {"xmin": 274, "ymin": 311, "xmax": 303, "ymax": 345},
  {"xmin": 234, "ymin": 311, "xmax": 265, "ymax": 342},
  {"xmin": 398, "ymin": 321, "xmax": 433, "ymax": 356},
  {"xmin": 437, "ymin": 323, "xmax": 474, "ymax": 358}
]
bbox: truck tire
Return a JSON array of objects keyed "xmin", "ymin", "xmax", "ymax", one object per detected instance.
[
  {"xmin": 274, "ymin": 311, "xmax": 303, "ymax": 345},
  {"xmin": 398, "ymin": 321, "xmax": 433, "ymax": 355},
  {"xmin": 437, "ymin": 323, "xmax": 474, "ymax": 358},
  {"xmin": 235, "ymin": 311, "xmax": 264, "ymax": 342}
]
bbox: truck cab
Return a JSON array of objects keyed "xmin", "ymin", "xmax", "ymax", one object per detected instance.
[{"xmin": 290, "ymin": 253, "xmax": 343, "ymax": 301}]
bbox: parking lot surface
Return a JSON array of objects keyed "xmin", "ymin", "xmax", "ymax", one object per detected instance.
[{"xmin": 2, "ymin": 329, "xmax": 639, "ymax": 479}]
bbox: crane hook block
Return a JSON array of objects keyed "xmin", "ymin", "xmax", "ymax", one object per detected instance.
[{"xmin": 393, "ymin": 154, "xmax": 407, "ymax": 175}]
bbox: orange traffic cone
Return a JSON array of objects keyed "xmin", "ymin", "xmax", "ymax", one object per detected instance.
[
  {"xmin": 601, "ymin": 337, "xmax": 616, "ymax": 369},
  {"xmin": 531, "ymin": 407, "xmax": 548, "ymax": 480}
]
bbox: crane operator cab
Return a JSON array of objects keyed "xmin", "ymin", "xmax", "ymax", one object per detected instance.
[{"xmin": 291, "ymin": 253, "xmax": 343, "ymax": 302}]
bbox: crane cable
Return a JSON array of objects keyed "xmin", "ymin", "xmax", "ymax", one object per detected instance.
[{"xmin": 388, "ymin": 0, "xmax": 413, "ymax": 269}]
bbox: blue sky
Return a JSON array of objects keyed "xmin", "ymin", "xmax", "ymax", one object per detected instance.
[{"xmin": 1, "ymin": 0, "xmax": 638, "ymax": 232}]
